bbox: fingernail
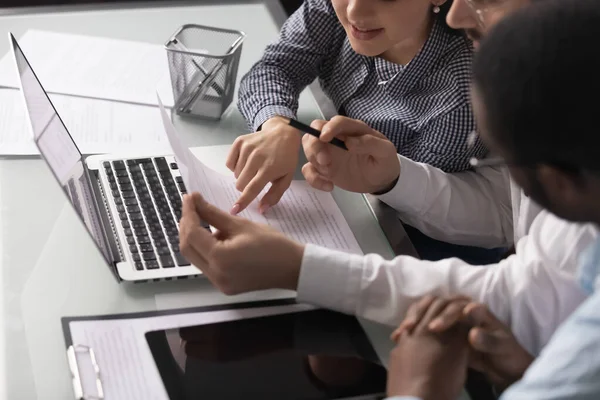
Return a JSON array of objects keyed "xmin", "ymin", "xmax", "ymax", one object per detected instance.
[
  {"xmin": 230, "ymin": 204, "xmax": 240, "ymax": 215},
  {"xmin": 323, "ymin": 182, "xmax": 334, "ymax": 191},
  {"xmin": 473, "ymin": 331, "xmax": 487, "ymax": 347},
  {"xmin": 402, "ymin": 319, "xmax": 415, "ymax": 329},
  {"xmin": 428, "ymin": 320, "xmax": 441, "ymax": 330},
  {"xmin": 259, "ymin": 204, "xmax": 270, "ymax": 214},
  {"xmin": 316, "ymin": 152, "xmax": 328, "ymax": 166}
]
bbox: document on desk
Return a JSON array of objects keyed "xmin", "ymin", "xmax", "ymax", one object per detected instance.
[
  {"xmin": 0, "ymin": 30, "xmax": 175, "ymax": 107},
  {"xmin": 0, "ymin": 89, "xmax": 171, "ymax": 155},
  {"xmin": 63, "ymin": 300, "xmax": 313, "ymax": 400},
  {"xmin": 157, "ymin": 95, "xmax": 362, "ymax": 254}
]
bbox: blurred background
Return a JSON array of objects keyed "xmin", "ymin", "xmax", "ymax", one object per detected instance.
[{"xmin": 2, "ymin": 0, "xmax": 304, "ymax": 15}]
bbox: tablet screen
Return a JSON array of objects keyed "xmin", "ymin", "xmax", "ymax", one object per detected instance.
[{"xmin": 146, "ymin": 308, "xmax": 387, "ymax": 400}]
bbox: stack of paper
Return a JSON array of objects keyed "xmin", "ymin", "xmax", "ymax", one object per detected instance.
[
  {"xmin": 0, "ymin": 30, "xmax": 176, "ymax": 155},
  {"xmin": 0, "ymin": 30, "xmax": 175, "ymax": 107},
  {"xmin": 0, "ymin": 90, "xmax": 171, "ymax": 155}
]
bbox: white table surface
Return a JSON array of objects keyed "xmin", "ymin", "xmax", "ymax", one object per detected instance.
[{"xmin": 0, "ymin": 2, "xmax": 404, "ymax": 399}]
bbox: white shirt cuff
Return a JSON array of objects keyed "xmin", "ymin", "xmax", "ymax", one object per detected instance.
[
  {"xmin": 376, "ymin": 155, "xmax": 428, "ymax": 216},
  {"xmin": 296, "ymin": 244, "xmax": 364, "ymax": 315}
]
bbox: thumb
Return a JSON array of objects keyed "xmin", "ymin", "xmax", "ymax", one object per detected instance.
[
  {"xmin": 192, "ymin": 192, "xmax": 239, "ymax": 233},
  {"xmin": 468, "ymin": 350, "xmax": 509, "ymax": 387},
  {"xmin": 320, "ymin": 116, "xmax": 388, "ymax": 142},
  {"xmin": 310, "ymin": 119, "xmax": 328, "ymax": 132},
  {"xmin": 464, "ymin": 303, "xmax": 505, "ymax": 329},
  {"xmin": 469, "ymin": 327, "xmax": 512, "ymax": 355},
  {"xmin": 464, "ymin": 303, "xmax": 512, "ymax": 355},
  {"xmin": 345, "ymin": 135, "xmax": 396, "ymax": 159}
]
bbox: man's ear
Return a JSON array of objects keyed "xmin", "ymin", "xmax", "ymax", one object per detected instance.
[{"xmin": 537, "ymin": 164, "xmax": 587, "ymax": 207}]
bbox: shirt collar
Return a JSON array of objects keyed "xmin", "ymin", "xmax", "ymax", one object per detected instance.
[
  {"xmin": 336, "ymin": 18, "xmax": 458, "ymax": 104},
  {"xmin": 374, "ymin": 57, "xmax": 404, "ymax": 85},
  {"xmin": 379, "ymin": 17, "xmax": 453, "ymax": 95}
]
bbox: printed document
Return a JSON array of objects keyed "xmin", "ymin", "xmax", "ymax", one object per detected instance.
[
  {"xmin": 157, "ymin": 94, "xmax": 362, "ymax": 254},
  {"xmin": 0, "ymin": 89, "xmax": 171, "ymax": 155},
  {"xmin": 66, "ymin": 303, "xmax": 314, "ymax": 400},
  {"xmin": 0, "ymin": 30, "xmax": 175, "ymax": 107}
]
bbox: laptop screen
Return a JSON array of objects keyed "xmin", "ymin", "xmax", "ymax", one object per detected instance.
[{"xmin": 11, "ymin": 34, "xmax": 113, "ymax": 265}]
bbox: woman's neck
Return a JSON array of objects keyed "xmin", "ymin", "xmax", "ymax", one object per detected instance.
[{"xmin": 380, "ymin": 17, "xmax": 434, "ymax": 66}]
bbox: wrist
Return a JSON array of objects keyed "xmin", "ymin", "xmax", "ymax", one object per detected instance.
[
  {"xmin": 282, "ymin": 242, "xmax": 305, "ymax": 291},
  {"xmin": 261, "ymin": 116, "xmax": 302, "ymax": 145},
  {"xmin": 372, "ymin": 173, "xmax": 400, "ymax": 195},
  {"xmin": 262, "ymin": 115, "xmax": 291, "ymax": 131},
  {"xmin": 371, "ymin": 157, "xmax": 400, "ymax": 195}
]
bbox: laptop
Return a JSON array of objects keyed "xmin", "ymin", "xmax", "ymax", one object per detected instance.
[{"xmin": 10, "ymin": 33, "xmax": 208, "ymax": 282}]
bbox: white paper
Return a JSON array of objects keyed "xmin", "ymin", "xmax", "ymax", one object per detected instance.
[
  {"xmin": 68, "ymin": 303, "xmax": 314, "ymax": 400},
  {"xmin": 0, "ymin": 89, "xmax": 34, "ymax": 154},
  {"xmin": 157, "ymin": 96, "xmax": 362, "ymax": 254},
  {"xmin": 0, "ymin": 89, "xmax": 172, "ymax": 155},
  {"xmin": 0, "ymin": 30, "xmax": 175, "ymax": 107}
]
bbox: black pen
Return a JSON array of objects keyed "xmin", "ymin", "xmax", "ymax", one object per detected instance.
[{"xmin": 287, "ymin": 118, "xmax": 348, "ymax": 151}]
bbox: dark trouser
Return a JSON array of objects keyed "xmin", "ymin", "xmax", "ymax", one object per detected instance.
[{"xmin": 403, "ymin": 223, "xmax": 506, "ymax": 265}]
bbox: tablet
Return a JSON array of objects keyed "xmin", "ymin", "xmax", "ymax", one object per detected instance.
[{"xmin": 146, "ymin": 308, "xmax": 387, "ymax": 400}]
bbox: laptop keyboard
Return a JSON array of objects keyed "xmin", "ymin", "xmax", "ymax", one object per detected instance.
[{"xmin": 103, "ymin": 157, "xmax": 206, "ymax": 272}]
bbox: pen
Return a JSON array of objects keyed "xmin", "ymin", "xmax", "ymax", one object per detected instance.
[
  {"xmin": 169, "ymin": 38, "xmax": 224, "ymax": 97},
  {"xmin": 178, "ymin": 35, "xmax": 244, "ymax": 113},
  {"xmin": 287, "ymin": 118, "xmax": 348, "ymax": 151}
]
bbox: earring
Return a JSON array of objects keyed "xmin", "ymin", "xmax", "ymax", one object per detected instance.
[{"xmin": 433, "ymin": 5, "xmax": 441, "ymax": 13}]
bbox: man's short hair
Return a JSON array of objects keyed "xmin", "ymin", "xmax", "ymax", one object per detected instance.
[{"xmin": 472, "ymin": 0, "xmax": 600, "ymax": 171}]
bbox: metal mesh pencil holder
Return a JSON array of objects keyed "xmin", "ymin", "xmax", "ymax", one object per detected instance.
[{"xmin": 165, "ymin": 24, "xmax": 245, "ymax": 120}]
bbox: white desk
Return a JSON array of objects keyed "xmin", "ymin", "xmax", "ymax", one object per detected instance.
[{"xmin": 0, "ymin": 2, "xmax": 412, "ymax": 399}]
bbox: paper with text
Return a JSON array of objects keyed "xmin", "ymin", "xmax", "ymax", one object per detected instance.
[
  {"xmin": 68, "ymin": 304, "xmax": 314, "ymax": 400},
  {"xmin": 0, "ymin": 89, "xmax": 172, "ymax": 155},
  {"xmin": 0, "ymin": 30, "xmax": 175, "ymax": 107},
  {"xmin": 157, "ymin": 96, "xmax": 362, "ymax": 254}
]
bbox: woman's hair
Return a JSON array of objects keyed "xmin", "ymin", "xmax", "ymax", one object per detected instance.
[
  {"xmin": 472, "ymin": 0, "xmax": 600, "ymax": 170},
  {"xmin": 437, "ymin": 0, "xmax": 461, "ymax": 36}
]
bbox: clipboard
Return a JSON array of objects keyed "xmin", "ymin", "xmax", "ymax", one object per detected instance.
[{"xmin": 61, "ymin": 298, "xmax": 299, "ymax": 400}]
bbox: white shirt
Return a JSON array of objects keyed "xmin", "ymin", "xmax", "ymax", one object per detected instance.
[{"xmin": 296, "ymin": 155, "xmax": 598, "ymax": 356}]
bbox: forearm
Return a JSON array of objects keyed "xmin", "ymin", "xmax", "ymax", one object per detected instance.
[
  {"xmin": 377, "ymin": 155, "xmax": 513, "ymax": 248},
  {"xmin": 237, "ymin": 68, "xmax": 303, "ymax": 131},
  {"xmin": 297, "ymin": 217, "xmax": 595, "ymax": 356},
  {"xmin": 237, "ymin": 0, "xmax": 339, "ymax": 131},
  {"xmin": 297, "ymin": 244, "xmax": 502, "ymax": 328}
]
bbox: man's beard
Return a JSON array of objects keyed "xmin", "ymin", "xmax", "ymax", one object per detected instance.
[
  {"xmin": 522, "ymin": 169, "xmax": 586, "ymax": 223},
  {"xmin": 522, "ymin": 174, "xmax": 553, "ymax": 211}
]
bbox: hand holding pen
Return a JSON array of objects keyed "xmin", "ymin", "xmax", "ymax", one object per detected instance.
[{"xmin": 301, "ymin": 116, "xmax": 401, "ymax": 195}]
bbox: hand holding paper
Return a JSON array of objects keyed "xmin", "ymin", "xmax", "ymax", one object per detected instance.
[
  {"xmin": 156, "ymin": 92, "xmax": 363, "ymax": 293},
  {"xmin": 157, "ymin": 93, "xmax": 363, "ymax": 255},
  {"xmin": 178, "ymin": 192, "xmax": 304, "ymax": 294}
]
